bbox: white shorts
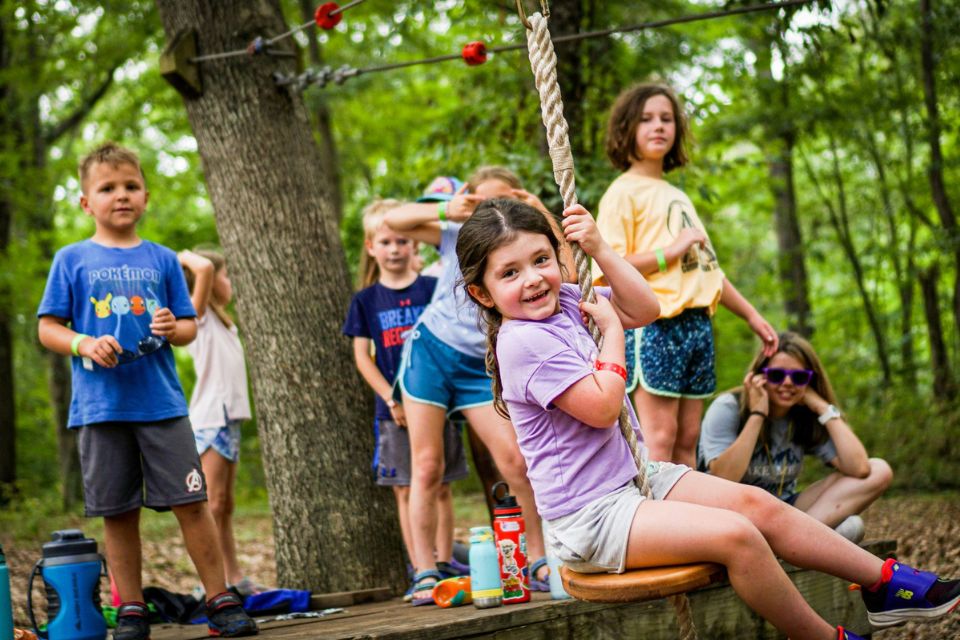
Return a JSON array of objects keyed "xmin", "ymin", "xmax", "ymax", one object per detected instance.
[{"xmin": 545, "ymin": 461, "xmax": 690, "ymax": 574}]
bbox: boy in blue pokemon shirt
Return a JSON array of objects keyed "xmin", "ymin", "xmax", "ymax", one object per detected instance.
[{"xmin": 37, "ymin": 142, "xmax": 257, "ymax": 640}]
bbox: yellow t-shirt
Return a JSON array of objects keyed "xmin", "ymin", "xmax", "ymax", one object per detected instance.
[{"xmin": 592, "ymin": 172, "xmax": 724, "ymax": 318}]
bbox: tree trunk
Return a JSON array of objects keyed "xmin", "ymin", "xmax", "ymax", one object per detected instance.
[
  {"xmin": 0, "ymin": 299, "xmax": 14, "ymax": 501},
  {"xmin": 48, "ymin": 353, "xmax": 81, "ymax": 508},
  {"xmin": 0, "ymin": 8, "xmax": 16, "ymax": 502},
  {"xmin": 753, "ymin": 33, "xmax": 814, "ymax": 336},
  {"xmin": 767, "ymin": 134, "xmax": 813, "ymax": 337},
  {"xmin": 799, "ymin": 143, "xmax": 892, "ymax": 382},
  {"xmin": 154, "ymin": 0, "xmax": 405, "ymax": 592},
  {"xmin": 297, "ymin": 0, "xmax": 343, "ymax": 219},
  {"xmin": 919, "ymin": 0, "xmax": 960, "ymax": 337},
  {"xmin": 919, "ymin": 265, "xmax": 953, "ymax": 400}
]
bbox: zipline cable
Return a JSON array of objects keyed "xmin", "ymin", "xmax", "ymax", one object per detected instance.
[
  {"xmin": 189, "ymin": 0, "xmax": 366, "ymax": 63},
  {"xmin": 276, "ymin": 0, "xmax": 816, "ymax": 91}
]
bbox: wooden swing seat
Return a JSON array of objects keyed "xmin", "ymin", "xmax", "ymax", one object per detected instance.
[{"xmin": 560, "ymin": 562, "xmax": 726, "ymax": 603}]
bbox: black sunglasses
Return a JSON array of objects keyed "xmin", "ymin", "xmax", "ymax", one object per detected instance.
[
  {"xmin": 117, "ymin": 335, "xmax": 166, "ymax": 365},
  {"xmin": 761, "ymin": 367, "xmax": 814, "ymax": 387}
]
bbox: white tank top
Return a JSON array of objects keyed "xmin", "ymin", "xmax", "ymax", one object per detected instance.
[{"xmin": 185, "ymin": 311, "xmax": 252, "ymax": 430}]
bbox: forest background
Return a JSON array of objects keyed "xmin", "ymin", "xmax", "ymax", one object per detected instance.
[{"xmin": 0, "ymin": 0, "xmax": 957, "ymax": 528}]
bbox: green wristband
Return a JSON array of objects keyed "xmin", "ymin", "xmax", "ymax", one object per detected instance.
[
  {"xmin": 655, "ymin": 248, "xmax": 667, "ymax": 273},
  {"xmin": 437, "ymin": 201, "xmax": 448, "ymax": 222},
  {"xmin": 71, "ymin": 333, "xmax": 90, "ymax": 356}
]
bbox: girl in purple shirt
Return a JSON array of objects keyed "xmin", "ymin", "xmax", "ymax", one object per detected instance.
[{"xmin": 455, "ymin": 198, "xmax": 959, "ymax": 640}]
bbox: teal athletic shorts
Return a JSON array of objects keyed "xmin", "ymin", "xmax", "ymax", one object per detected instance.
[{"xmin": 398, "ymin": 323, "xmax": 493, "ymax": 414}]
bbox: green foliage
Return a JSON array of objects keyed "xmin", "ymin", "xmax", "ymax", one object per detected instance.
[{"xmin": 3, "ymin": 0, "xmax": 960, "ymax": 513}]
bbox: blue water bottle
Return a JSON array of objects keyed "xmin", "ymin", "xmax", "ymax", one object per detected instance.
[
  {"xmin": 1, "ymin": 542, "xmax": 14, "ymax": 640},
  {"xmin": 28, "ymin": 530, "xmax": 106, "ymax": 640},
  {"xmin": 468, "ymin": 526, "xmax": 502, "ymax": 609}
]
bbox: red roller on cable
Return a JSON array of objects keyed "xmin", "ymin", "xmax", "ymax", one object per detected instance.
[
  {"xmin": 462, "ymin": 41, "xmax": 488, "ymax": 66},
  {"xmin": 315, "ymin": 2, "xmax": 343, "ymax": 30}
]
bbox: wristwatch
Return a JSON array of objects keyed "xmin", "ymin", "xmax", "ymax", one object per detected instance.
[
  {"xmin": 385, "ymin": 398, "xmax": 397, "ymax": 409},
  {"xmin": 818, "ymin": 404, "xmax": 842, "ymax": 425}
]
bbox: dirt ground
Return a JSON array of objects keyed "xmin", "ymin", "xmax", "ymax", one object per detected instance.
[{"xmin": 4, "ymin": 493, "xmax": 958, "ymax": 639}]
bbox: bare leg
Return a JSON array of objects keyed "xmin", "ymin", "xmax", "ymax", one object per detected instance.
[
  {"xmin": 665, "ymin": 470, "xmax": 884, "ymax": 585},
  {"xmin": 403, "ymin": 396, "xmax": 447, "ymax": 576},
  {"xmin": 624, "ymin": 498, "xmax": 837, "ymax": 640},
  {"xmin": 794, "ymin": 458, "xmax": 893, "ymax": 527},
  {"xmin": 632, "ymin": 387, "xmax": 679, "ymax": 463},
  {"xmin": 673, "ymin": 397, "xmax": 703, "ymax": 468},
  {"xmin": 461, "ymin": 404, "xmax": 545, "ymax": 564},
  {"xmin": 465, "ymin": 423, "xmax": 503, "ymax": 520},
  {"xmin": 435, "ymin": 483, "xmax": 455, "ymax": 562},
  {"xmin": 103, "ymin": 509, "xmax": 144, "ymax": 603},
  {"xmin": 393, "ymin": 485, "xmax": 414, "ymax": 566},
  {"xmin": 200, "ymin": 448, "xmax": 242, "ymax": 584},
  {"xmin": 171, "ymin": 501, "xmax": 229, "ymax": 598}
]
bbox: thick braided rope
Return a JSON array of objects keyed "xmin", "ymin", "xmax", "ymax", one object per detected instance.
[
  {"xmin": 524, "ymin": 12, "xmax": 649, "ymax": 497},
  {"xmin": 525, "ymin": 14, "xmax": 695, "ymax": 640}
]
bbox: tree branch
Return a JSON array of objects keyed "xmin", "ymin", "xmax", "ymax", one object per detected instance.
[{"xmin": 43, "ymin": 67, "xmax": 117, "ymax": 145}]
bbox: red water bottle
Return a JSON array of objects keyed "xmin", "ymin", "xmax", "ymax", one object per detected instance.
[{"xmin": 491, "ymin": 482, "xmax": 530, "ymax": 604}]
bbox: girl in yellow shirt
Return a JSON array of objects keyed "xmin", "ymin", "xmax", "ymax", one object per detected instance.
[{"xmin": 593, "ymin": 83, "xmax": 777, "ymax": 468}]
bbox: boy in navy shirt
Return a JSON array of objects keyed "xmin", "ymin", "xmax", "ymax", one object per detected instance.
[{"xmin": 37, "ymin": 143, "xmax": 257, "ymax": 640}]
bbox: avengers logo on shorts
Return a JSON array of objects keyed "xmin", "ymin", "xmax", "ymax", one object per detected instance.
[{"xmin": 185, "ymin": 468, "xmax": 203, "ymax": 493}]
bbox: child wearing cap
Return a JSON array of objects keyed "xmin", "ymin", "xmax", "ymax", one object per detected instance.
[{"xmin": 384, "ymin": 170, "xmax": 555, "ymax": 604}]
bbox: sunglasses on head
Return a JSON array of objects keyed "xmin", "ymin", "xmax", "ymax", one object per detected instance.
[
  {"xmin": 117, "ymin": 335, "xmax": 166, "ymax": 365},
  {"xmin": 761, "ymin": 367, "xmax": 814, "ymax": 387}
]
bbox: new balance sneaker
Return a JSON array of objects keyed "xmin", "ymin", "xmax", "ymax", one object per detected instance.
[
  {"xmin": 206, "ymin": 591, "xmax": 259, "ymax": 637},
  {"xmin": 837, "ymin": 625, "xmax": 865, "ymax": 640},
  {"xmin": 113, "ymin": 601, "xmax": 150, "ymax": 640},
  {"xmin": 860, "ymin": 558, "xmax": 960, "ymax": 628}
]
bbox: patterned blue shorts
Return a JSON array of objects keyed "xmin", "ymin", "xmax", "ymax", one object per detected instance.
[
  {"xmin": 637, "ymin": 308, "xmax": 716, "ymax": 398},
  {"xmin": 195, "ymin": 420, "xmax": 242, "ymax": 463}
]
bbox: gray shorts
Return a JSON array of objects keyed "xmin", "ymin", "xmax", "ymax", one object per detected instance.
[
  {"xmin": 374, "ymin": 418, "xmax": 469, "ymax": 486},
  {"xmin": 545, "ymin": 461, "xmax": 690, "ymax": 574},
  {"xmin": 78, "ymin": 416, "xmax": 207, "ymax": 517}
]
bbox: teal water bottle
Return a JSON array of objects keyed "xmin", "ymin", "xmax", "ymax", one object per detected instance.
[
  {"xmin": 0, "ymin": 543, "xmax": 13, "ymax": 640},
  {"xmin": 468, "ymin": 526, "xmax": 502, "ymax": 609}
]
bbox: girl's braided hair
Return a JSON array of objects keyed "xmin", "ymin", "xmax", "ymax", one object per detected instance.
[{"xmin": 456, "ymin": 197, "xmax": 562, "ymax": 418}]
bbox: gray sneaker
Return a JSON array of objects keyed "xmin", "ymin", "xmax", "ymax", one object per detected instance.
[{"xmin": 834, "ymin": 515, "xmax": 866, "ymax": 544}]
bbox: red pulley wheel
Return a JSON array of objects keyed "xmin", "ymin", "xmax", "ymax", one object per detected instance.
[
  {"xmin": 462, "ymin": 41, "xmax": 487, "ymax": 66},
  {"xmin": 315, "ymin": 2, "xmax": 343, "ymax": 30}
]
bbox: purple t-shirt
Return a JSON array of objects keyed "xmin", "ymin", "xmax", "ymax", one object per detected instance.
[{"xmin": 497, "ymin": 283, "xmax": 643, "ymax": 520}]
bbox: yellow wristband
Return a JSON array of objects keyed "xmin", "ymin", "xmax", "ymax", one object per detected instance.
[
  {"xmin": 437, "ymin": 201, "xmax": 448, "ymax": 222},
  {"xmin": 655, "ymin": 248, "xmax": 667, "ymax": 273},
  {"xmin": 71, "ymin": 333, "xmax": 90, "ymax": 356}
]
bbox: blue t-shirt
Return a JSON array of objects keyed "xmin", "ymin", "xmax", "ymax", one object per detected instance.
[
  {"xmin": 37, "ymin": 240, "xmax": 196, "ymax": 428},
  {"xmin": 418, "ymin": 223, "xmax": 487, "ymax": 359},
  {"xmin": 342, "ymin": 275, "xmax": 437, "ymax": 419}
]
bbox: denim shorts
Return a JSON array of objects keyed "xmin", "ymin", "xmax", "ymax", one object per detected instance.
[
  {"xmin": 398, "ymin": 323, "xmax": 493, "ymax": 413},
  {"xmin": 545, "ymin": 461, "xmax": 690, "ymax": 574},
  {"xmin": 637, "ymin": 308, "xmax": 716, "ymax": 398},
  {"xmin": 194, "ymin": 420, "xmax": 242, "ymax": 463}
]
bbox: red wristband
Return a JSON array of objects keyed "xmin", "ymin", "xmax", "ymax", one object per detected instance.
[{"xmin": 595, "ymin": 360, "xmax": 628, "ymax": 382}]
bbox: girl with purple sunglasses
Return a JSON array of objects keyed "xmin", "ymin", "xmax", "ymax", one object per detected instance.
[{"xmin": 699, "ymin": 331, "xmax": 892, "ymax": 543}]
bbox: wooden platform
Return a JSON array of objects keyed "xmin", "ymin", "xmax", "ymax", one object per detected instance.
[{"xmin": 153, "ymin": 540, "xmax": 895, "ymax": 640}]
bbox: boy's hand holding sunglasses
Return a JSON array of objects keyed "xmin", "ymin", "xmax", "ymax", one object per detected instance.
[
  {"xmin": 77, "ymin": 334, "xmax": 123, "ymax": 368},
  {"xmin": 149, "ymin": 307, "xmax": 178, "ymax": 340}
]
